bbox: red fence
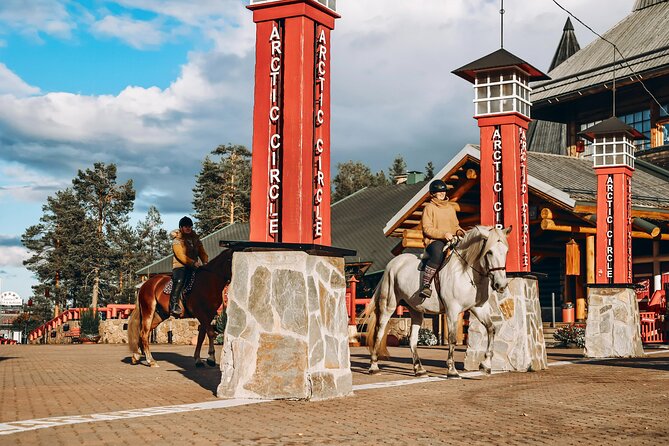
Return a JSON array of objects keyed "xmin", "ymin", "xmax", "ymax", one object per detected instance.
[{"xmin": 28, "ymin": 304, "xmax": 135, "ymax": 342}]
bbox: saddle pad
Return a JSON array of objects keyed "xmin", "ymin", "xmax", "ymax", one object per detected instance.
[{"xmin": 162, "ymin": 272, "xmax": 197, "ymax": 295}]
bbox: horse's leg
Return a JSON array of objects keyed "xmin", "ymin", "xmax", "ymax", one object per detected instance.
[
  {"xmin": 193, "ymin": 325, "xmax": 207, "ymax": 368},
  {"xmin": 470, "ymin": 303, "xmax": 495, "ymax": 375},
  {"xmin": 445, "ymin": 309, "xmax": 461, "ymax": 378},
  {"xmin": 128, "ymin": 307, "xmax": 143, "ymax": 365},
  {"xmin": 140, "ymin": 313, "xmax": 160, "ymax": 367},
  {"xmin": 205, "ymin": 323, "xmax": 217, "ymax": 367},
  {"xmin": 408, "ymin": 308, "xmax": 427, "ymax": 376}
]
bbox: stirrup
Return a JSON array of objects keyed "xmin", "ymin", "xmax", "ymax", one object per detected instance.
[{"xmin": 419, "ymin": 285, "xmax": 432, "ymax": 300}]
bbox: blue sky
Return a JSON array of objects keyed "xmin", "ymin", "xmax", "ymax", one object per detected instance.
[{"xmin": 0, "ymin": 0, "xmax": 632, "ymax": 301}]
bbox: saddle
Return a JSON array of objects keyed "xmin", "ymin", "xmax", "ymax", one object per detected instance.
[{"xmin": 162, "ymin": 272, "xmax": 197, "ymax": 296}]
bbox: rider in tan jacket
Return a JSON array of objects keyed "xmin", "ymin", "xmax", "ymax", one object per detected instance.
[
  {"xmin": 169, "ymin": 216, "xmax": 208, "ymax": 316},
  {"xmin": 420, "ymin": 180, "xmax": 462, "ymax": 300}
]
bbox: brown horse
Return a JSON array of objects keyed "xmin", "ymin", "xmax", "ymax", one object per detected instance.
[{"xmin": 128, "ymin": 249, "xmax": 233, "ymax": 367}]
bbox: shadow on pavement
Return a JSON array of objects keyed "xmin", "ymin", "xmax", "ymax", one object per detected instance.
[
  {"xmin": 123, "ymin": 351, "xmax": 222, "ymax": 396},
  {"xmin": 586, "ymin": 356, "xmax": 669, "ymax": 372}
]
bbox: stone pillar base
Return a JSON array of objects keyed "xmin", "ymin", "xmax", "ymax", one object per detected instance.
[
  {"xmin": 465, "ymin": 276, "xmax": 547, "ymax": 372},
  {"xmin": 217, "ymin": 251, "xmax": 352, "ymax": 401},
  {"xmin": 585, "ymin": 287, "xmax": 644, "ymax": 358}
]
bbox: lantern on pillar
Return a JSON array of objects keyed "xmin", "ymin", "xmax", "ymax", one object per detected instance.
[
  {"xmin": 579, "ymin": 117, "xmax": 646, "ymax": 284},
  {"xmin": 565, "ymin": 239, "xmax": 580, "ymax": 276},
  {"xmin": 453, "ymin": 49, "xmax": 548, "ymax": 273}
]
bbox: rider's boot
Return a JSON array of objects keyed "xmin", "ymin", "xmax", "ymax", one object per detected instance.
[
  {"xmin": 169, "ymin": 279, "xmax": 185, "ymax": 317},
  {"xmin": 419, "ymin": 265, "xmax": 437, "ymax": 301}
]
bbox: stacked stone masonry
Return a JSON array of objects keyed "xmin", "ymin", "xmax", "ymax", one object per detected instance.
[
  {"xmin": 465, "ymin": 277, "xmax": 547, "ymax": 372},
  {"xmin": 585, "ymin": 287, "xmax": 644, "ymax": 358},
  {"xmin": 218, "ymin": 251, "xmax": 352, "ymax": 401}
]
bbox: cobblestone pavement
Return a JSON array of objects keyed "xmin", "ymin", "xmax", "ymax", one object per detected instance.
[{"xmin": 1, "ymin": 343, "xmax": 668, "ymax": 445}]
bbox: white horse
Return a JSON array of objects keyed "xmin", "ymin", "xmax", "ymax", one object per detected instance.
[{"xmin": 365, "ymin": 225, "xmax": 511, "ymax": 378}]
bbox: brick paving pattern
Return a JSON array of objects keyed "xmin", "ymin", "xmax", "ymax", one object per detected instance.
[{"xmin": 1, "ymin": 343, "xmax": 668, "ymax": 445}]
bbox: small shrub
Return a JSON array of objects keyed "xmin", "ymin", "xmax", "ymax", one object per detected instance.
[
  {"xmin": 553, "ymin": 325, "xmax": 585, "ymax": 348},
  {"xmin": 214, "ymin": 311, "xmax": 227, "ymax": 345},
  {"xmin": 80, "ymin": 308, "xmax": 100, "ymax": 339},
  {"xmin": 417, "ymin": 328, "xmax": 438, "ymax": 346}
]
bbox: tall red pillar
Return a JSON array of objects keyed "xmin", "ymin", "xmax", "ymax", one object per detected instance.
[
  {"xmin": 580, "ymin": 117, "xmax": 644, "ymax": 284},
  {"xmin": 453, "ymin": 49, "xmax": 549, "ymax": 273},
  {"xmin": 247, "ymin": 0, "xmax": 339, "ymax": 245}
]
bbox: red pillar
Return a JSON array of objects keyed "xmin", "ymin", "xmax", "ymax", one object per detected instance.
[
  {"xmin": 247, "ymin": 1, "xmax": 338, "ymax": 245},
  {"xmin": 477, "ymin": 114, "xmax": 531, "ymax": 273},
  {"xmin": 595, "ymin": 167, "xmax": 633, "ymax": 284}
]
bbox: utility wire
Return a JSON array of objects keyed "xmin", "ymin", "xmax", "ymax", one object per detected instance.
[{"xmin": 551, "ymin": 0, "xmax": 669, "ymax": 116}]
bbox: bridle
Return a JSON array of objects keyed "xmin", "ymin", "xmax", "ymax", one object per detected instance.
[{"xmin": 450, "ymin": 235, "xmax": 507, "ymax": 284}]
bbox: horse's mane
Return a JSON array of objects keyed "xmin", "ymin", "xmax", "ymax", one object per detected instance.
[
  {"xmin": 454, "ymin": 225, "xmax": 509, "ymax": 268},
  {"xmin": 200, "ymin": 248, "xmax": 233, "ymax": 273}
]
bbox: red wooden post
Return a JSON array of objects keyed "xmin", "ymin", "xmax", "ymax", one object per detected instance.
[
  {"xmin": 247, "ymin": 0, "xmax": 339, "ymax": 245},
  {"xmin": 347, "ymin": 276, "xmax": 359, "ymax": 326}
]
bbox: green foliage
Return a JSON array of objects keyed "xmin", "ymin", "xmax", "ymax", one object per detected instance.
[
  {"xmin": 193, "ymin": 144, "xmax": 252, "ymax": 236},
  {"xmin": 332, "ymin": 160, "xmax": 389, "ymax": 202},
  {"xmin": 21, "ymin": 162, "xmax": 163, "ymax": 310},
  {"xmin": 417, "ymin": 328, "xmax": 438, "ymax": 346},
  {"xmin": 214, "ymin": 310, "xmax": 227, "ymax": 345},
  {"xmin": 79, "ymin": 309, "xmax": 101, "ymax": 338},
  {"xmin": 553, "ymin": 325, "xmax": 585, "ymax": 348},
  {"xmin": 425, "ymin": 161, "xmax": 435, "ymax": 180},
  {"xmin": 388, "ymin": 155, "xmax": 407, "ymax": 181}
]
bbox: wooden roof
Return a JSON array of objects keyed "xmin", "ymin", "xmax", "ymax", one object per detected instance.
[{"xmin": 532, "ymin": 1, "xmax": 669, "ymax": 106}]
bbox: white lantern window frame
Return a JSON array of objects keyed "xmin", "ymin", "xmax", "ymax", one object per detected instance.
[
  {"xmin": 474, "ymin": 68, "xmax": 532, "ymax": 118},
  {"xmin": 592, "ymin": 134, "xmax": 636, "ymax": 169}
]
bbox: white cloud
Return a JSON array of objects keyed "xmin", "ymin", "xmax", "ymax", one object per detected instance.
[
  {"xmin": 91, "ymin": 15, "xmax": 168, "ymax": 49},
  {"xmin": 0, "ymin": 0, "xmax": 75, "ymax": 41},
  {"xmin": 0, "ymin": 246, "xmax": 29, "ymax": 268},
  {"xmin": 0, "ymin": 63, "xmax": 40, "ymax": 96}
]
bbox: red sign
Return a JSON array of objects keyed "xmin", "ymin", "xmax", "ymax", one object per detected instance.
[
  {"xmin": 491, "ymin": 126, "xmax": 504, "ymax": 230},
  {"xmin": 519, "ymin": 127, "xmax": 529, "ymax": 269},
  {"xmin": 313, "ymin": 26, "xmax": 327, "ymax": 240},
  {"xmin": 267, "ymin": 22, "xmax": 283, "ymax": 238},
  {"xmin": 606, "ymin": 174, "xmax": 614, "ymax": 283}
]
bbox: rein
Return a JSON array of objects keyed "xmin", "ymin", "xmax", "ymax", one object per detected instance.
[{"xmin": 450, "ymin": 236, "xmax": 506, "ymax": 284}]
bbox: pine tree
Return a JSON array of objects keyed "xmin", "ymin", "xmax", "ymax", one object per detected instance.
[
  {"xmin": 72, "ymin": 163, "xmax": 135, "ymax": 310},
  {"xmin": 425, "ymin": 161, "xmax": 435, "ymax": 180},
  {"xmin": 332, "ymin": 161, "xmax": 376, "ymax": 202},
  {"xmin": 136, "ymin": 206, "xmax": 170, "ymax": 264},
  {"xmin": 388, "ymin": 155, "xmax": 407, "ymax": 183},
  {"xmin": 193, "ymin": 144, "xmax": 251, "ymax": 236}
]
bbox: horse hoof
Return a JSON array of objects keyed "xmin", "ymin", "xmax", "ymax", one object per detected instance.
[
  {"xmin": 131, "ymin": 357, "xmax": 139, "ymax": 365},
  {"xmin": 415, "ymin": 369, "xmax": 428, "ymax": 377},
  {"xmin": 368, "ymin": 368, "xmax": 381, "ymax": 375},
  {"xmin": 195, "ymin": 360, "xmax": 205, "ymax": 368},
  {"xmin": 447, "ymin": 371, "xmax": 461, "ymax": 379},
  {"xmin": 480, "ymin": 366, "xmax": 492, "ymax": 375},
  {"xmin": 148, "ymin": 362, "xmax": 160, "ymax": 368},
  {"xmin": 206, "ymin": 358, "xmax": 216, "ymax": 367}
]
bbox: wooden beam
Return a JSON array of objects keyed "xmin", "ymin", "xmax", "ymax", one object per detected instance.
[
  {"xmin": 573, "ymin": 204, "xmax": 669, "ymax": 221},
  {"xmin": 466, "ymin": 169, "xmax": 478, "ymax": 180},
  {"xmin": 403, "ymin": 229, "xmax": 423, "ymax": 240},
  {"xmin": 540, "ymin": 208, "xmax": 553, "ymax": 220},
  {"xmin": 402, "ymin": 238, "xmax": 425, "ymax": 249},
  {"xmin": 450, "ymin": 178, "xmax": 477, "ymax": 202},
  {"xmin": 455, "ymin": 203, "xmax": 479, "ymax": 214},
  {"xmin": 459, "ymin": 215, "xmax": 480, "ymax": 226},
  {"xmin": 391, "ymin": 241, "xmax": 405, "ymax": 256},
  {"xmin": 541, "ymin": 219, "xmax": 669, "ymax": 240},
  {"xmin": 583, "ymin": 214, "xmax": 661, "ymax": 237}
]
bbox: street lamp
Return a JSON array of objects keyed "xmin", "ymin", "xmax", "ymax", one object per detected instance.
[{"xmin": 24, "ymin": 298, "xmax": 33, "ymax": 344}]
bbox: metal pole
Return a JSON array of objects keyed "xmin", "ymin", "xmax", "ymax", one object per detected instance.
[{"xmin": 551, "ymin": 292, "xmax": 556, "ymax": 328}]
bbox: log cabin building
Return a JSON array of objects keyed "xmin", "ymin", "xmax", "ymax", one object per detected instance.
[{"xmin": 139, "ymin": 0, "xmax": 669, "ymax": 324}]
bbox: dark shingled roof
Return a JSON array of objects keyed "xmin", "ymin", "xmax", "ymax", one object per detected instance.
[
  {"xmin": 578, "ymin": 116, "xmax": 647, "ymax": 140},
  {"xmin": 527, "ymin": 151, "xmax": 669, "ymax": 210},
  {"xmin": 137, "ymin": 182, "xmax": 425, "ymax": 275},
  {"xmin": 549, "ymin": 18, "xmax": 581, "ymax": 72},
  {"xmin": 533, "ymin": 1, "xmax": 669, "ymax": 103},
  {"xmin": 452, "ymin": 48, "xmax": 549, "ymax": 83},
  {"xmin": 527, "ymin": 120, "xmax": 567, "ymax": 155},
  {"xmin": 635, "ymin": 0, "xmax": 668, "ymax": 10}
]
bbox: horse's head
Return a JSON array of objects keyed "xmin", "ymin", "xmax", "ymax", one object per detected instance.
[{"xmin": 478, "ymin": 225, "xmax": 511, "ymax": 293}]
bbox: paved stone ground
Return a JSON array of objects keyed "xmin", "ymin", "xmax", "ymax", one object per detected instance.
[{"xmin": 1, "ymin": 343, "xmax": 669, "ymax": 445}]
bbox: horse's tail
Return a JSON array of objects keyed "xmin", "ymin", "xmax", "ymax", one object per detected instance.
[
  {"xmin": 361, "ymin": 272, "xmax": 391, "ymax": 360},
  {"xmin": 127, "ymin": 294, "xmax": 141, "ymax": 353}
]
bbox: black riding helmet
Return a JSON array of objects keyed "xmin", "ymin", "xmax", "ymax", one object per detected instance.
[
  {"xmin": 429, "ymin": 179, "xmax": 448, "ymax": 194},
  {"xmin": 179, "ymin": 216, "xmax": 194, "ymax": 228}
]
